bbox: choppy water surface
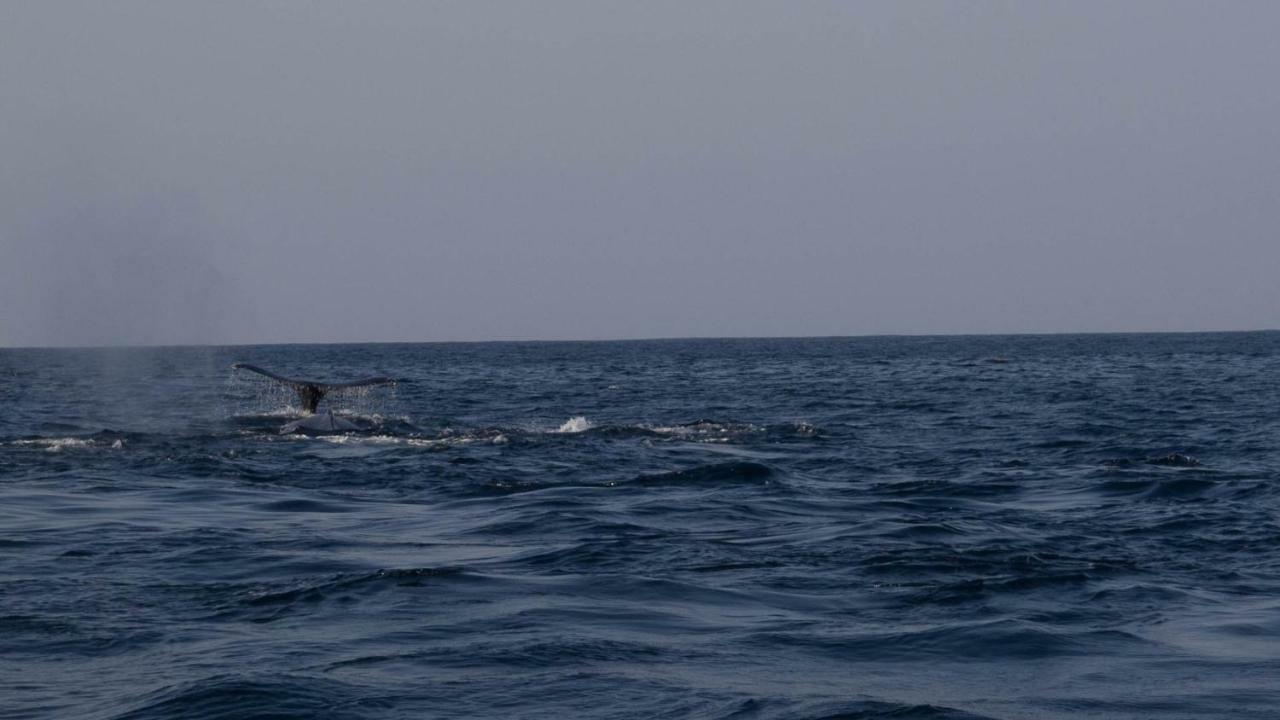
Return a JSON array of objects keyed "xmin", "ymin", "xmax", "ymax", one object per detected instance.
[{"xmin": 2, "ymin": 334, "xmax": 1278, "ymax": 719}]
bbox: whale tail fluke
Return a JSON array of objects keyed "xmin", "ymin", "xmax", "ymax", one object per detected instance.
[{"xmin": 231, "ymin": 363, "xmax": 397, "ymax": 413}]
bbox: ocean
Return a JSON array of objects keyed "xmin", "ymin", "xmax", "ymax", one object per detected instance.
[{"xmin": 2, "ymin": 333, "xmax": 1278, "ymax": 719}]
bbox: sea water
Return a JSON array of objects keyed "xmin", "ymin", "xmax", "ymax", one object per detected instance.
[{"xmin": 2, "ymin": 334, "xmax": 1278, "ymax": 719}]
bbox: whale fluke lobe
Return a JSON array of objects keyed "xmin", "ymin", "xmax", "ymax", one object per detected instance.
[{"xmin": 231, "ymin": 363, "xmax": 396, "ymax": 413}]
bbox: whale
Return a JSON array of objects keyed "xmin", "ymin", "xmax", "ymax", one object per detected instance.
[{"xmin": 231, "ymin": 363, "xmax": 397, "ymax": 434}]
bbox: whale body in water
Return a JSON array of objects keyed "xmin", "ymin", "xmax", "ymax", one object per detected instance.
[{"xmin": 231, "ymin": 363, "xmax": 397, "ymax": 434}]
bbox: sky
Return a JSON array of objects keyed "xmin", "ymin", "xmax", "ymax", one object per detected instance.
[{"xmin": 1, "ymin": 1, "xmax": 1277, "ymax": 347}]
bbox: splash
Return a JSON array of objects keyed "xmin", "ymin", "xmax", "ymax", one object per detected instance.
[
  {"xmin": 226, "ymin": 370, "xmax": 302, "ymax": 415},
  {"xmin": 554, "ymin": 416, "xmax": 593, "ymax": 434}
]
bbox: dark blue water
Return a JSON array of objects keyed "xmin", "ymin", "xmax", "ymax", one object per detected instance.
[{"xmin": 3, "ymin": 334, "xmax": 1279, "ymax": 719}]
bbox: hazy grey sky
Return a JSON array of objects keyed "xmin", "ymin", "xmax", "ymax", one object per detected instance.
[{"xmin": 2, "ymin": 1, "xmax": 1277, "ymax": 346}]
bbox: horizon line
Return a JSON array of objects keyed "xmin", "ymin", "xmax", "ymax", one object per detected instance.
[{"xmin": 2, "ymin": 327, "xmax": 1276, "ymax": 352}]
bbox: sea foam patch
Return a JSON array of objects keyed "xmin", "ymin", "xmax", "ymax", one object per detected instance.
[
  {"xmin": 553, "ymin": 416, "xmax": 593, "ymax": 434},
  {"xmin": 7, "ymin": 437, "xmax": 120, "ymax": 452}
]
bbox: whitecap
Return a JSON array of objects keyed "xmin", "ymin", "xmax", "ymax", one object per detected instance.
[
  {"xmin": 553, "ymin": 416, "xmax": 593, "ymax": 434},
  {"xmin": 644, "ymin": 421, "xmax": 762, "ymax": 442},
  {"xmin": 9, "ymin": 437, "xmax": 98, "ymax": 452}
]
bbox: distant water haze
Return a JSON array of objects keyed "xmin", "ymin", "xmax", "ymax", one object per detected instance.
[{"xmin": 2, "ymin": 2, "xmax": 1277, "ymax": 347}]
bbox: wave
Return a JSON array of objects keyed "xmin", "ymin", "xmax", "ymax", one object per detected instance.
[
  {"xmin": 7, "ymin": 436, "xmax": 105, "ymax": 451},
  {"xmin": 4, "ymin": 429, "xmax": 136, "ymax": 452},
  {"xmin": 0, "ymin": 614, "xmax": 164, "ymax": 659},
  {"xmin": 457, "ymin": 460, "xmax": 781, "ymax": 497},
  {"xmin": 1104, "ymin": 452, "xmax": 1202, "ymax": 468},
  {"xmin": 754, "ymin": 619, "xmax": 1158, "ymax": 662},
  {"xmin": 370, "ymin": 635, "xmax": 672, "ymax": 670},
  {"xmin": 1092, "ymin": 476, "xmax": 1221, "ymax": 500},
  {"xmin": 869, "ymin": 477, "xmax": 1023, "ymax": 499},
  {"xmin": 229, "ymin": 567, "xmax": 468, "ymax": 623},
  {"xmin": 909, "ymin": 572, "xmax": 1092, "ymax": 605},
  {"xmin": 627, "ymin": 461, "xmax": 777, "ymax": 487},
  {"xmin": 799, "ymin": 701, "xmax": 1000, "ymax": 720},
  {"xmin": 552, "ymin": 418, "xmax": 820, "ymax": 443},
  {"xmin": 108, "ymin": 674, "xmax": 379, "ymax": 720}
]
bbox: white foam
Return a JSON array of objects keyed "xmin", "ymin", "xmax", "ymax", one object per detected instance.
[
  {"xmin": 643, "ymin": 421, "xmax": 763, "ymax": 442},
  {"xmin": 10, "ymin": 437, "xmax": 98, "ymax": 452},
  {"xmin": 312, "ymin": 434, "xmax": 396, "ymax": 445},
  {"xmin": 554, "ymin": 416, "xmax": 593, "ymax": 434},
  {"xmin": 282, "ymin": 432, "xmax": 496, "ymax": 450}
]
